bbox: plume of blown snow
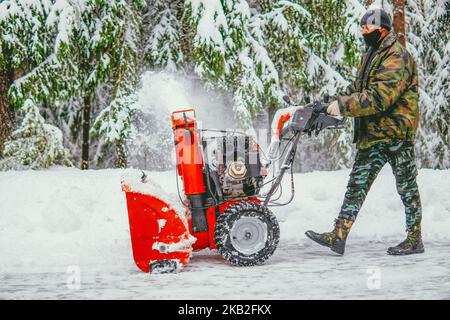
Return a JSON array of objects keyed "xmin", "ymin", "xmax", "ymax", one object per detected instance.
[
  {"xmin": 136, "ymin": 71, "xmax": 237, "ymax": 130},
  {"xmin": 127, "ymin": 71, "xmax": 239, "ymax": 170}
]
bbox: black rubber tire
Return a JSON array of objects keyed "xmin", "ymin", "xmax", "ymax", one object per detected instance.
[{"xmin": 214, "ymin": 201, "xmax": 280, "ymax": 266}]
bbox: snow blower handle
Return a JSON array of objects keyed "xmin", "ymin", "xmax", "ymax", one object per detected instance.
[{"xmin": 310, "ymin": 93, "xmax": 330, "ymax": 115}]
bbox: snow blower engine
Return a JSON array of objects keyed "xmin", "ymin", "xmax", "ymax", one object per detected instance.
[{"xmin": 121, "ymin": 95, "xmax": 344, "ymax": 273}]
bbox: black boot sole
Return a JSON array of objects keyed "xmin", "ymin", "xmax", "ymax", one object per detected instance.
[
  {"xmin": 387, "ymin": 247, "xmax": 425, "ymax": 256},
  {"xmin": 330, "ymin": 246, "xmax": 345, "ymax": 255},
  {"xmin": 305, "ymin": 231, "xmax": 344, "ymax": 255}
]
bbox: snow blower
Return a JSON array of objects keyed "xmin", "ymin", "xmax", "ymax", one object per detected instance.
[{"xmin": 121, "ymin": 96, "xmax": 344, "ymax": 273}]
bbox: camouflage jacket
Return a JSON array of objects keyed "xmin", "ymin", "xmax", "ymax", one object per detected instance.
[{"xmin": 337, "ymin": 32, "xmax": 419, "ymax": 150}]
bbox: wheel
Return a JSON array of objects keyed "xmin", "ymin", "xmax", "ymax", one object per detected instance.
[{"xmin": 214, "ymin": 201, "xmax": 280, "ymax": 266}]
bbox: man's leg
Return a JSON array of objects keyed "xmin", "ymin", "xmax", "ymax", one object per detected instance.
[
  {"xmin": 338, "ymin": 145, "xmax": 387, "ymax": 222},
  {"xmin": 386, "ymin": 142, "xmax": 424, "ymax": 255},
  {"xmin": 305, "ymin": 144, "xmax": 387, "ymax": 254}
]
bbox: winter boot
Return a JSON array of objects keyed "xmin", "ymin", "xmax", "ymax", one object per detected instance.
[
  {"xmin": 387, "ymin": 224, "xmax": 424, "ymax": 255},
  {"xmin": 305, "ymin": 218, "xmax": 354, "ymax": 255}
]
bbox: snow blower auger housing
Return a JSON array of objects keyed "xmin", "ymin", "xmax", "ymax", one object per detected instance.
[{"xmin": 122, "ymin": 97, "xmax": 344, "ymax": 273}]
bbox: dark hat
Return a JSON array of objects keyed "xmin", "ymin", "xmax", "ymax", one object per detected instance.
[{"xmin": 360, "ymin": 8, "xmax": 392, "ymax": 31}]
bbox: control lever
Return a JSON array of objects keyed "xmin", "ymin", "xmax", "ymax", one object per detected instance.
[
  {"xmin": 282, "ymin": 95, "xmax": 292, "ymax": 105},
  {"xmin": 312, "ymin": 100, "xmax": 328, "ymax": 114}
]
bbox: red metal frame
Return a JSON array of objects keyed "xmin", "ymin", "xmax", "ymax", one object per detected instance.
[{"xmin": 172, "ymin": 109, "xmax": 205, "ymax": 195}]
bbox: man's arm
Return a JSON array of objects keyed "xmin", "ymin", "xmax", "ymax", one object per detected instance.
[{"xmin": 337, "ymin": 52, "xmax": 410, "ymax": 117}]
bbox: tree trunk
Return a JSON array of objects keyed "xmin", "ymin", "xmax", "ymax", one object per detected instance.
[
  {"xmin": 81, "ymin": 96, "xmax": 91, "ymax": 170},
  {"xmin": 393, "ymin": 0, "xmax": 406, "ymax": 46},
  {"xmin": 115, "ymin": 140, "xmax": 127, "ymax": 168},
  {"xmin": 0, "ymin": 68, "xmax": 13, "ymax": 154}
]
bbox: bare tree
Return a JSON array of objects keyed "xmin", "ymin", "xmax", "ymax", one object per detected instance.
[
  {"xmin": 0, "ymin": 70, "xmax": 12, "ymax": 152},
  {"xmin": 0, "ymin": 66, "xmax": 21, "ymax": 154},
  {"xmin": 81, "ymin": 95, "xmax": 91, "ymax": 169},
  {"xmin": 392, "ymin": 0, "xmax": 406, "ymax": 46}
]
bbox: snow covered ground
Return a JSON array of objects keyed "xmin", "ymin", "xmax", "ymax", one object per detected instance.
[{"xmin": 1, "ymin": 167, "xmax": 449, "ymax": 299}]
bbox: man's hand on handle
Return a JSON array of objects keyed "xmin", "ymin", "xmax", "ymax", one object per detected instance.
[{"xmin": 327, "ymin": 100, "xmax": 341, "ymax": 116}]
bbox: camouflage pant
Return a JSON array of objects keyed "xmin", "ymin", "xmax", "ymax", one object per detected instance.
[{"xmin": 338, "ymin": 140, "xmax": 422, "ymax": 230}]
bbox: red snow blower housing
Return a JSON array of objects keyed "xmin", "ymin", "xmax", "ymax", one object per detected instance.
[{"xmin": 122, "ymin": 96, "xmax": 343, "ymax": 273}]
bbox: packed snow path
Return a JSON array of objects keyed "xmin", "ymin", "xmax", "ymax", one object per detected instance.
[
  {"xmin": 1, "ymin": 168, "xmax": 449, "ymax": 299},
  {"xmin": 1, "ymin": 240, "xmax": 450, "ymax": 299}
]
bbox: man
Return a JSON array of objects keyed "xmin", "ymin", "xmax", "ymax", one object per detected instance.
[{"xmin": 305, "ymin": 8, "xmax": 423, "ymax": 256}]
